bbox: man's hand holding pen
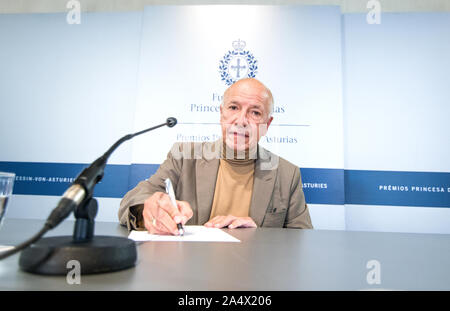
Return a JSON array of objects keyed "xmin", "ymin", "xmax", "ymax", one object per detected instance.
[{"xmin": 143, "ymin": 191, "xmax": 193, "ymax": 236}]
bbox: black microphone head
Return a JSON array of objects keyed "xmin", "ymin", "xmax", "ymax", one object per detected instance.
[{"xmin": 167, "ymin": 117, "xmax": 177, "ymax": 128}]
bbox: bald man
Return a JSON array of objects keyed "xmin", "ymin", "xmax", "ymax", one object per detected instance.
[{"xmin": 118, "ymin": 78, "xmax": 313, "ymax": 234}]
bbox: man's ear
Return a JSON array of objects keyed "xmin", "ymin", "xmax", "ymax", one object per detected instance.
[
  {"xmin": 259, "ymin": 116, "xmax": 273, "ymax": 138},
  {"xmin": 219, "ymin": 104, "xmax": 224, "ymax": 122},
  {"xmin": 266, "ymin": 116, "xmax": 273, "ymax": 130}
]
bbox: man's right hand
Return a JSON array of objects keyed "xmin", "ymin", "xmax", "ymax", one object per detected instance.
[{"xmin": 143, "ymin": 192, "xmax": 193, "ymax": 235}]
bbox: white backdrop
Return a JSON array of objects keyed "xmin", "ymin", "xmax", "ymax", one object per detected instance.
[
  {"xmin": 0, "ymin": 6, "xmax": 449, "ymax": 233},
  {"xmin": 133, "ymin": 6, "xmax": 344, "ymax": 170}
]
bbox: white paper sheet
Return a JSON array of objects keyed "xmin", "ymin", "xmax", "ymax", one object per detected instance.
[{"xmin": 128, "ymin": 226, "xmax": 240, "ymax": 242}]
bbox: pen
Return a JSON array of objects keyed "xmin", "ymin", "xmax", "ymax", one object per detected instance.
[{"xmin": 165, "ymin": 178, "xmax": 184, "ymax": 236}]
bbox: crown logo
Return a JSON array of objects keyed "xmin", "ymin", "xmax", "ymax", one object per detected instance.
[
  {"xmin": 232, "ymin": 39, "xmax": 246, "ymax": 51},
  {"xmin": 219, "ymin": 39, "xmax": 258, "ymax": 86}
]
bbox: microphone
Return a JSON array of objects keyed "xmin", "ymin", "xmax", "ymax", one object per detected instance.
[
  {"xmin": 45, "ymin": 117, "xmax": 178, "ymax": 229},
  {"xmin": 0, "ymin": 118, "xmax": 178, "ymax": 274},
  {"xmin": 167, "ymin": 117, "xmax": 177, "ymax": 128}
]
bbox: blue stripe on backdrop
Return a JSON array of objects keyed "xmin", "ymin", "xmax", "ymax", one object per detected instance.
[
  {"xmin": 128, "ymin": 164, "xmax": 159, "ymax": 190},
  {"xmin": 1, "ymin": 162, "xmax": 449, "ymax": 207},
  {"xmin": 0, "ymin": 161, "xmax": 129, "ymax": 198},
  {"xmin": 300, "ymin": 168, "xmax": 344, "ymax": 205},
  {"xmin": 0, "ymin": 161, "xmax": 344, "ymax": 204},
  {"xmin": 345, "ymin": 170, "xmax": 450, "ymax": 208}
]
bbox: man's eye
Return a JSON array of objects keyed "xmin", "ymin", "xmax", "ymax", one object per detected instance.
[
  {"xmin": 229, "ymin": 106, "xmax": 238, "ymax": 110},
  {"xmin": 252, "ymin": 111, "xmax": 261, "ymax": 116}
]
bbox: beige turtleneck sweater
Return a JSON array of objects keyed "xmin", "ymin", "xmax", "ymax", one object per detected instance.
[{"xmin": 208, "ymin": 144, "xmax": 256, "ymax": 220}]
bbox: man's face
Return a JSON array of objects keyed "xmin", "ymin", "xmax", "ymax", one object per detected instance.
[{"xmin": 220, "ymin": 79, "xmax": 273, "ymax": 153}]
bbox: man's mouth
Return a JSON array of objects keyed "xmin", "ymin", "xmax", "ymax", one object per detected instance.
[{"xmin": 230, "ymin": 132, "xmax": 249, "ymax": 138}]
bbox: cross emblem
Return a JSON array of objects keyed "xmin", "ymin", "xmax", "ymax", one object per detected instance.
[{"xmin": 230, "ymin": 58, "xmax": 247, "ymax": 78}]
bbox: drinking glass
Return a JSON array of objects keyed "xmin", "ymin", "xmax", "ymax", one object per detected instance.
[{"xmin": 0, "ymin": 172, "xmax": 15, "ymax": 227}]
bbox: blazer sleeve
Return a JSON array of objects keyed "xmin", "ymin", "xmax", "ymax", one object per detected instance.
[
  {"xmin": 284, "ymin": 167, "xmax": 313, "ymax": 229},
  {"xmin": 118, "ymin": 143, "xmax": 183, "ymax": 231}
]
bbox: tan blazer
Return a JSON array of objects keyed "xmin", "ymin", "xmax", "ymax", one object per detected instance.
[{"xmin": 118, "ymin": 140, "xmax": 313, "ymax": 230}]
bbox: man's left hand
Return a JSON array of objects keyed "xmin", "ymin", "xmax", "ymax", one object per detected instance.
[{"xmin": 204, "ymin": 215, "xmax": 257, "ymax": 229}]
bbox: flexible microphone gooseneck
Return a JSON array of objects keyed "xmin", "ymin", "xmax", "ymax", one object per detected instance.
[
  {"xmin": 0, "ymin": 118, "xmax": 177, "ymax": 274},
  {"xmin": 45, "ymin": 116, "xmax": 178, "ymax": 230}
]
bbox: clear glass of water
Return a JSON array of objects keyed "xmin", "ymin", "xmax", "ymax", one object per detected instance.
[{"xmin": 0, "ymin": 172, "xmax": 15, "ymax": 227}]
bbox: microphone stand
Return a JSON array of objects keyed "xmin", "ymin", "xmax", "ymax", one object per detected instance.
[{"xmin": 17, "ymin": 118, "xmax": 177, "ymax": 275}]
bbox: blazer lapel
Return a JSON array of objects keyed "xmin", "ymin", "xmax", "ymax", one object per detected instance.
[
  {"xmin": 249, "ymin": 146, "xmax": 278, "ymax": 227},
  {"xmin": 195, "ymin": 141, "xmax": 221, "ymax": 225}
]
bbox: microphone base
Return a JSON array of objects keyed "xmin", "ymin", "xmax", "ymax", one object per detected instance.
[{"xmin": 18, "ymin": 236, "xmax": 137, "ymax": 275}]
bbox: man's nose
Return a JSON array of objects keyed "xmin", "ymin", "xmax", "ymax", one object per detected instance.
[{"xmin": 234, "ymin": 110, "xmax": 249, "ymax": 127}]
